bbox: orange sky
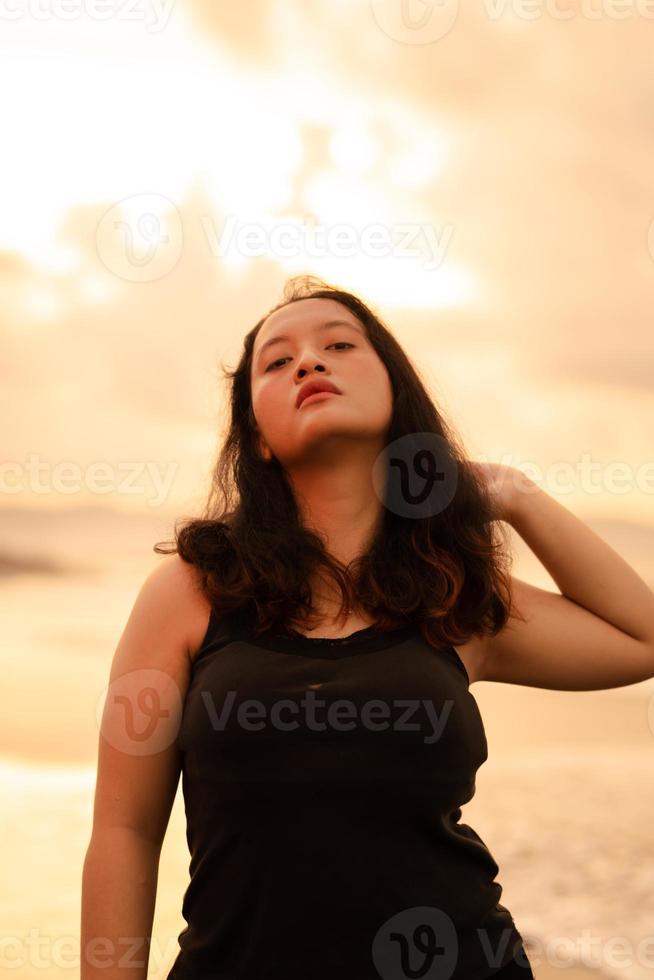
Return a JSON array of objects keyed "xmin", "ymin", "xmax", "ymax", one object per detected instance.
[{"xmin": 2, "ymin": 0, "xmax": 653, "ymax": 524}]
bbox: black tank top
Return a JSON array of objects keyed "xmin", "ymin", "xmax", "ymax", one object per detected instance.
[{"xmin": 166, "ymin": 607, "xmax": 527, "ymax": 980}]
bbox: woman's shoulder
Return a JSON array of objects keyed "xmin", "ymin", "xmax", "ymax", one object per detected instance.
[{"xmin": 144, "ymin": 553, "xmax": 215, "ymax": 664}]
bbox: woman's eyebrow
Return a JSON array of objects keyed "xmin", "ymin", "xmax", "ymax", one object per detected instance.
[{"xmin": 256, "ymin": 320, "xmax": 363, "ymax": 363}]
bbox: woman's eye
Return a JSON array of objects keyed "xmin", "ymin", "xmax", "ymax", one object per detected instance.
[{"xmin": 265, "ymin": 342, "xmax": 354, "ymax": 372}]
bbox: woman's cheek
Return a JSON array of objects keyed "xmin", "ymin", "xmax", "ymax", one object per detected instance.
[{"xmin": 257, "ymin": 380, "xmax": 289, "ymax": 422}]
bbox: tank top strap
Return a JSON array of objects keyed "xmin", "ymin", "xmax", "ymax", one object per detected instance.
[
  {"xmin": 439, "ymin": 643, "xmax": 470, "ymax": 684},
  {"xmin": 191, "ymin": 603, "xmax": 239, "ymax": 669}
]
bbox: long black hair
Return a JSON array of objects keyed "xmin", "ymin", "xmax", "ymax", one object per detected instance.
[{"xmin": 154, "ymin": 274, "xmax": 519, "ymax": 648}]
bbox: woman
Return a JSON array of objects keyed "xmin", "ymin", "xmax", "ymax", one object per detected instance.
[{"xmin": 81, "ymin": 275, "xmax": 654, "ymax": 980}]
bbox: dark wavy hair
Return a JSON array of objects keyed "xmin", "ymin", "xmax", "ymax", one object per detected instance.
[{"xmin": 154, "ymin": 274, "xmax": 520, "ymax": 648}]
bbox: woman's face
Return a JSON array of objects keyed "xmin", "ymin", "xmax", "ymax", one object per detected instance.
[{"xmin": 250, "ymin": 297, "xmax": 394, "ymax": 468}]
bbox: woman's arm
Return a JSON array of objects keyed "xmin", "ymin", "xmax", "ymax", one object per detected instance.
[
  {"xmin": 476, "ymin": 468, "xmax": 654, "ymax": 690},
  {"xmin": 81, "ymin": 829, "xmax": 162, "ymax": 980},
  {"xmin": 81, "ymin": 555, "xmax": 201, "ymax": 979}
]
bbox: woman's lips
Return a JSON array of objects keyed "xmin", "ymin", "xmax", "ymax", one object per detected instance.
[{"xmin": 297, "ymin": 390, "xmax": 339, "ymax": 408}]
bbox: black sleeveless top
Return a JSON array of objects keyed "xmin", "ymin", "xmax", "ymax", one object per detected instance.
[{"xmin": 166, "ymin": 608, "xmax": 526, "ymax": 980}]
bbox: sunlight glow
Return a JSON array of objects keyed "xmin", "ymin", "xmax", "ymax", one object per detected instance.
[
  {"xmin": 22, "ymin": 286, "xmax": 64, "ymax": 322},
  {"xmin": 27, "ymin": 243, "xmax": 82, "ymax": 276},
  {"xmin": 329, "ymin": 119, "xmax": 381, "ymax": 175},
  {"xmin": 0, "ymin": 5, "xmax": 469, "ymax": 315},
  {"xmin": 76, "ymin": 272, "xmax": 117, "ymax": 305}
]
